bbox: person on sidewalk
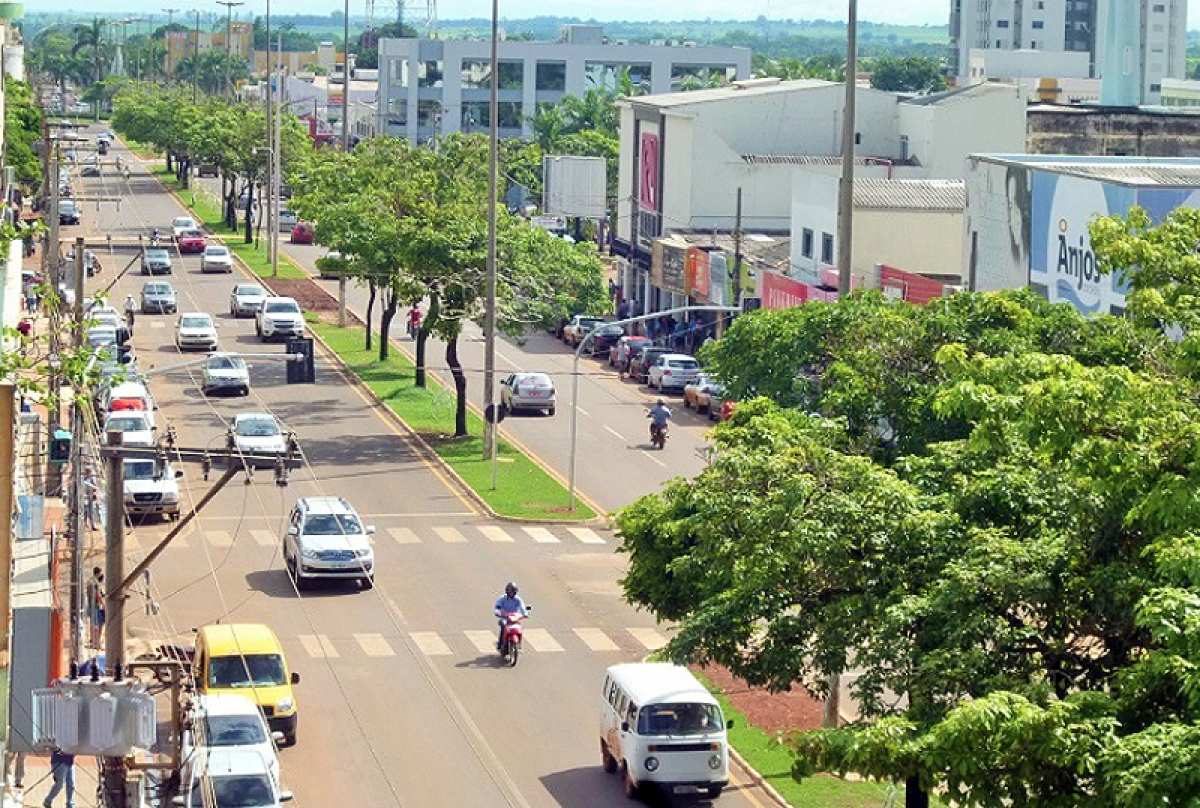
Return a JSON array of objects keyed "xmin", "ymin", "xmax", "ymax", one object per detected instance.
[
  {"xmin": 43, "ymin": 747, "xmax": 74, "ymax": 808},
  {"xmin": 407, "ymin": 305, "xmax": 422, "ymax": 340},
  {"xmin": 87, "ymin": 568, "xmax": 105, "ymax": 649},
  {"xmin": 4, "ymin": 749, "xmax": 26, "ymax": 791},
  {"xmin": 123, "ymin": 295, "xmax": 137, "ymax": 332}
]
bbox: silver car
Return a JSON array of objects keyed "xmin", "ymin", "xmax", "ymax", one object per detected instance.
[
  {"xmin": 140, "ymin": 281, "xmax": 177, "ymax": 314},
  {"xmin": 229, "ymin": 283, "xmax": 267, "ymax": 317},
  {"xmin": 500, "ymin": 372, "xmax": 556, "ymax": 416},
  {"xmin": 201, "ymin": 245, "xmax": 234, "ymax": 274},
  {"xmin": 141, "ymin": 247, "xmax": 173, "ymax": 275},
  {"xmin": 201, "ymin": 353, "xmax": 250, "ymax": 396}
]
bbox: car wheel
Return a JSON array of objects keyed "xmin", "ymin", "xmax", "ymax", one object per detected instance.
[
  {"xmin": 283, "ymin": 730, "xmax": 297, "ymax": 747},
  {"xmin": 704, "ymin": 785, "xmax": 722, "ymax": 799},
  {"xmin": 240, "ymin": 386, "xmax": 249, "ymax": 397},
  {"xmin": 547, "ymin": 407, "xmax": 555, "ymax": 416},
  {"xmin": 601, "ymin": 743, "xmax": 617, "ymax": 774},
  {"xmin": 683, "ymin": 396, "xmax": 691, "ymax": 410},
  {"xmin": 361, "ymin": 576, "xmax": 375, "ymax": 590},
  {"xmin": 621, "ymin": 763, "xmax": 639, "ymax": 800}
]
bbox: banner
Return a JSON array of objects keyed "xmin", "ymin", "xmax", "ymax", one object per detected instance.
[
  {"xmin": 660, "ymin": 241, "xmax": 686, "ymax": 295},
  {"xmin": 639, "ymin": 133, "xmax": 659, "ymax": 211},
  {"xmin": 708, "ymin": 252, "xmax": 728, "ymax": 306},
  {"xmin": 762, "ymin": 271, "xmax": 810, "ymax": 310},
  {"xmin": 879, "ymin": 265, "xmax": 946, "ymax": 304},
  {"xmin": 686, "ymin": 247, "xmax": 712, "ymax": 300}
]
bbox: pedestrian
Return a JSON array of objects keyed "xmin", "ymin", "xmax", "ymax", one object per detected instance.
[
  {"xmin": 43, "ymin": 747, "xmax": 74, "ymax": 808},
  {"xmin": 24, "ymin": 286, "xmax": 37, "ymax": 314},
  {"xmin": 4, "ymin": 749, "xmax": 25, "ymax": 791},
  {"xmin": 123, "ymin": 294, "xmax": 137, "ymax": 332},
  {"xmin": 16, "ymin": 319, "xmax": 32, "ymax": 339},
  {"xmin": 87, "ymin": 568, "xmax": 104, "ymax": 649}
]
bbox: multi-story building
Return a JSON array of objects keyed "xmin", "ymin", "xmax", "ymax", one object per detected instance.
[
  {"xmin": 376, "ymin": 26, "xmax": 750, "ymax": 142},
  {"xmin": 950, "ymin": 0, "xmax": 1186, "ymax": 105}
]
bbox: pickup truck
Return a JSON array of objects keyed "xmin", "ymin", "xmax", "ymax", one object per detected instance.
[
  {"xmin": 123, "ymin": 457, "xmax": 183, "ymax": 520},
  {"xmin": 561, "ymin": 315, "xmax": 611, "ymax": 349}
]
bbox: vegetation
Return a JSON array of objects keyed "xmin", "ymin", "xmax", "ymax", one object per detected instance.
[
  {"xmin": 868, "ymin": 56, "xmax": 947, "ymax": 93},
  {"xmin": 4, "ymin": 80, "xmax": 44, "ymax": 188}
]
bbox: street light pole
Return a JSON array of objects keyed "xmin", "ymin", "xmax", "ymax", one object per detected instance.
[
  {"xmin": 162, "ymin": 8, "xmax": 180, "ymax": 77},
  {"xmin": 341, "ymin": 0, "xmax": 350, "ymax": 151},
  {"xmin": 836, "ymin": 0, "xmax": 858, "ymax": 297},
  {"xmin": 191, "ymin": 10, "xmax": 200, "ymax": 102},
  {"xmin": 483, "ymin": 0, "xmax": 499, "ymax": 483},
  {"xmin": 217, "ymin": 0, "xmax": 245, "ymax": 99}
]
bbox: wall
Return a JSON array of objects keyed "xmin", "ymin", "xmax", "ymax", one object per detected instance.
[
  {"xmin": 616, "ymin": 103, "xmax": 636, "ymax": 243},
  {"xmin": 899, "ymin": 85, "xmax": 1026, "ymax": 179},
  {"xmin": 967, "ymin": 48, "xmax": 1089, "ymax": 80},
  {"xmin": 963, "ymin": 156, "xmax": 1033, "ymax": 293},
  {"xmin": 789, "ymin": 171, "xmax": 839, "ymax": 281},
  {"xmin": 853, "ymin": 208, "xmax": 964, "ymax": 283},
  {"xmin": 1027, "ymin": 108, "xmax": 1200, "ymax": 157}
]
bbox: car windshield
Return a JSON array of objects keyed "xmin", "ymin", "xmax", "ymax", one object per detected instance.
[
  {"xmin": 108, "ymin": 416, "xmax": 149, "ymax": 432},
  {"xmin": 147, "ymin": 249, "xmax": 169, "ymax": 259},
  {"xmin": 235, "ymin": 286, "xmax": 264, "ymax": 297},
  {"xmin": 236, "ymin": 418, "xmax": 280, "ymax": 438},
  {"xmin": 144, "ymin": 284, "xmax": 170, "ymax": 294},
  {"xmin": 173, "ymin": 218, "xmax": 194, "ymax": 228},
  {"xmin": 206, "ymin": 247, "xmax": 229, "ymax": 257},
  {"xmin": 181, "ymin": 317, "xmax": 212, "ymax": 329},
  {"xmin": 182, "ymin": 230, "xmax": 203, "ymax": 238},
  {"xmin": 302, "ymin": 513, "xmax": 363, "ymax": 535},
  {"xmin": 669, "ymin": 360, "xmax": 699, "ymax": 369},
  {"xmin": 208, "ymin": 356, "xmax": 246, "ymax": 371},
  {"xmin": 637, "ymin": 703, "xmax": 724, "ymax": 736},
  {"xmin": 202, "ymin": 714, "xmax": 267, "ymax": 747},
  {"xmin": 265, "ymin": 301, "xmax": 299, "ymax": 314},
  {"xmin": 518, "ymin": 375, "xmax": 552, "ymax": 387},
  {"xmin": 123, "ymin": 460, "xmax": 157, "ymax": 480},
  {"xmin": 208, "ymin": 654, "xmax": 287, "ymax": 688},
  {"xmin": 579, "ymin": 318, "xmax": 605, "ymax": 329},
  {"xmin": 188, "ymin": 775, "xmax": 274, "ymax": 807}
]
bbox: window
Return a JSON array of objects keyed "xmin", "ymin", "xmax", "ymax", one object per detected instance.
[
  {"xmin": 585, "ymin": 61, "xmax": 651, "ymax": 94},
  {"xmin": 536, "ymin": 61, "xmax": 566, "ymax": 91},
  {"xmin": 207, "ymin": 654, "xmax": 287, "ymax": 688},
  {"xmin": 801, "ymin": 228, "xmax": 814, "ymax": 258},
  {"xmin": 1032, "ymin": 20, "xmax": 1044, "ymax": 29},
  {"xmin": 461, "ymin": 58, "xmax": 523, "ymax": 90},
  {"xmin": 1031, "ymin": 40, "xmax": 1038, "ymax": 49},
  {"xmin": 997, "ymin": 19, "xmax": 1010, "ymax": 28},
  {"xmin": 637, "ymin": 703, "xmax": 723, "ymax": 736},
  {"xmin": 461, "ymin": 101, "xmax": 523, "ymax": 130},
  {"xmin": 386, "ymin": 96, "xmax": 407, "ymax": 127},
  {"xmin": 669, "ymin": 64, "xmax": 736, "ymax": 91},
  {"xmin": 1036, "ymin": 1, "xmax": 1044, "ymax": 8},
  {"xmin": 1153, "ymin": 3, "xmax": 1165, "ymax": 10},
  {"xmin": 388, "ymin": 58, "xmax": 410, "ymax": 87},
  {"xmin": 616, "ymin": 692, "xmax": 627, "ymax": 716},
  {"xmin": 417, "ymin": 100, "xmax": 442, "ymax": 127},
  {"xmin": 418, "ymin": 60, "xmax": 443, "ymax": 88},
  {"xmin": 1150, "ymin": 83, "xmax": 1162, "ymax": 92},
  {"xmin": 821, "ymin": 233, "xmax": 834, "ymax": 265}
]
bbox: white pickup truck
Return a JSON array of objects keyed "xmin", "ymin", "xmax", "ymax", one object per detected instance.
[
  {"xmin": 123, "ymin": 457, "xmax": 183, "ymax": 520},
  {"xmin": 561, "ymin": 315, "xmax": 610, "ymax": 348}
]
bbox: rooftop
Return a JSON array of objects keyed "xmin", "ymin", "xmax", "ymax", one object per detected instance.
[
  {"xmin": 902, "ymin": 81, "xmax": 1020, "ymax": 107},
  {"xmin": 971, "ymin": 154, "xmax": 1200, "ymax": 186},
  {"xmin": 628, "ymin": 78, "xmax": 836, "ymax": 109},
  {"xmin": 853, "ymin": 178, "xmax": 965, "ymax": 211},
  {"xmin": 1027, "ymin": 101, "xmax": 1200, "ymax": 117}
]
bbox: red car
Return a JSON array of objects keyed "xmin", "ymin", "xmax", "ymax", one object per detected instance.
[
  {"xmin": 290, "ymin": 222, "xmax": 314, "ymax": 244},
  {"xmin": 177, "ymin": 230, "xmax": 206, "ymax": 254}
]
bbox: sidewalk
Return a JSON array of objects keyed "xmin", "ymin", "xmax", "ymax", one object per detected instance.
[{"xmin": 3, "ymin": 755, "xmax": 101, "ymax": 808}]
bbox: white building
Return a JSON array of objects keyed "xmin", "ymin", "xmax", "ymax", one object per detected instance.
[
  {"xmin": 284, "ymin": 74, "xmax": 378, "ymax": 143},
  {"xmin": 376, "ymin": 29, "xmax": 750, "ymax": 142}
]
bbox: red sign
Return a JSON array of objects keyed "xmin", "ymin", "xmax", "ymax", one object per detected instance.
[
  {"xmin": 686, "ymin": 247, "xmax": 711, "ymax": 299},
  {"xmin": 639, "ymin": 133, "xmax": 660, "ymax": 211},
  {"xmin": 762, "ymin": 272, "xmax": 810, "ymax": 310},
  {"xmin": 879, "ymin": 264, "xmax": 946, "ymax": 304}
]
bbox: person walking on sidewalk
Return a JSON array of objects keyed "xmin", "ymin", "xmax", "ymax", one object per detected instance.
[
  {"xmin": 87, "ymin": 568, "xmax": 105, "ymax": 649},
  {"xmin": 43, "ymin": 747, "xmax": 74, "ymax": 808},
  {"xmin": 123, "ymin": 294, "xmax": 137, "ymax": 332}
]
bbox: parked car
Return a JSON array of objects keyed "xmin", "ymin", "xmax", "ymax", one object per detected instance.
[
  {"xmin": 104, "ymin": 381, "xmax": 156, "ymax": 428},
  {"xmin": 589, "ymin": 323, "xmax": 625, "ymax": 356},
  {"xmin": 140, "ymin": 281, "xmax": 178, "ymax": 314},
  {"xmin": 81, "ymin": 164, "xmax": 101, "ymax": 177},
  {"xmin": 290, "ymin": 222, "xmax": 314, "ymax": 244},
  {"xmin": 192, "ymin": 624, "xmax": 300, "ymax": 746},
  {"xmin": 182, "ymin": 694, "xmax": 282, "ymax": 790},
  {"xmin": 562, "ymin": 315, "xmax": 610, "ymax": 348},
  {"xmin": 228, "ymin": 413, "xmax": 289, "ymax": 466},
  {"xmin": 172, "ymin": 216, "xmax": 198, "ymax": 239},
  {"xmin": 141, "ymin": 247, "xmax": 173, "ymax": 275},
  {"xmin": 90, "ymin": 306, "xmax": 122, "ymax": 330},
  {"xmin": 122, "ymin": 457, "xmax": 181, "ymax": 519},
  {"xmin": 175, "ymin": 747, "xmax": 292, "ymax": 808},
  {"xmin": 626, "ymin": 346, "xmax": 672, "ymax": 384},
  {"xmin": 58, "ymin": 200, "xmax": 80, "ymax": 225},
  {"xmin": 277, "ymin": 209, "xmax": 298, "ymax": 230},
  {"xmin": 648, "ymin": 354, "xmax": 701, "ymax": 392},
  {"xmin": 609, "ymin": 335, "xmax": 652, "ymax": 370},
  {"xmin": 256, "ymin": 297, "xmax": 304, "ymax": 342},
  {"xmin": 230, "ymin": 283, "xmax": 267, "ymax": 318},
  {"xmin": 64, "ymin": 248, "xmax": 101, "ymax": 277},
  {"xmin": 202, "ymin": 353, "xmax": 251, "ymax": 397},
  {"xmin": 196, "ymin": 163, "xmax": 219, "ymax": 178},
  {"xmin": 177, "ymin": 229, "xmax": 206, "ymax": 254},
  {"xmin": 201, "ymin": 245, "xmax": 234, "ymax": 274},
  {"xmin": 284, "ymin": 497, "xmax": 376, "ymax": 591},
  {"xmin": 500, "ymin": 372, "xmax": 556, "ymax": 416},
  {"xmin": 683, "ymin": 375, "xmax": 723, "ymax": 412},
  {"xmin": 176, "ymin": 312, "xmax": 219, "ymax": 352},
  {"xmin": 104, "ymin": 411, "xmax": 155, "ymax": 448}
]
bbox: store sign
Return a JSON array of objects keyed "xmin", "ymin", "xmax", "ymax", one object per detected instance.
[
  {"xmin": 762, "ymin": 271, "xmax": 810, "ymax": 310},
  {"xmin": 660, "ymin": 241, "xmax": 686, "ymax": 295},
  {"xmin": 686, "ymin": 247, "xmax": 711, "ymax": 300},
  {"xmin": 708, "ymin": 253, "xmax": 728, "ymax": 306},
  {"xmin": 879, "ymin": 265, "xmax": 946, "ymax": 304},
  {"xmin": 639, "ymin": 133, "xmax": 659, "ymax": 211}
]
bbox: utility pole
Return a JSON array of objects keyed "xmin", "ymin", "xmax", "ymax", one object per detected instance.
[
  {"xmin": 836, "ymin": 0, "xmax": 858, "ymax": 297},
  {"xmin": 341, "ymin": 0, "xmax": 350, "ymax": 151},
  {"xmin": 103, "ymin": 429, "xmax": 125, "ymax": 676},
  {"xmin": 69, "ymin": 238, "xmax": 86, "ymax": 665},
  {"xmin": 483, "ymin": 0, "xmax": 499, "ymax": 483},
  {"xmin": 217, "ymin": 0, "xmax": 245, "ymax": 99},
  {"xmin": 44, "ymin": 140, "xmax": 62, "ymax": 495},
  {"xmin": 733, "ymin": 187, "xmax": 743, "ymax": 309},
  {"xmin": 191, "ymin": 10, "xmax": 200, "ymax": 102},
  {"xmin": 274, "ymin": 32, "xmax": 282, "ymax": 274},
  {"xmin": 264, "ymin": 0, "xmax": 273, "ymax": 273}
]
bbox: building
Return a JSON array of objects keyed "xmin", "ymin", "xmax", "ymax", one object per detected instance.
[
  {"xmin": 963, "ymin": 154, "xmax": 1200, "ymax": 315},
  {"xmin": 375, "ymin": 28, "xmax": 750, "ymax": 142},
  {"xmin": 284, "ymin": 74, "xmax": 379, "ymax": 144},
  {"xmin": 166, "ymin": 30, "xmax": 212, "ymax": 77},
  {"xmin": 1160, "ymin": 78, "xmax": 1200, "ymax": 108},
  {"xmin": 950, "ymin": 0, "xmax": 1186, "ymax": 105},
  {"xmin": 1026, "ymin": 102, "xmax": 1200, "ymax": 158},
  {"xmin": 791, "ymin": 176, "xmax": 966, "ymax": 290}
]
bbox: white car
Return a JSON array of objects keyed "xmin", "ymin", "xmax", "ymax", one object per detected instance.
[
  {"xmin": 276, "ymin": 209, "xmax": 298, "ymax": 230},
  {"xmin": 174, "ymin": 747, "xmax": 292, "ymax": 808},
  {"xmin": 123, "ymin": 457, "xmax": 181, "ymax": 519},
  {"xmin": 647, "ymin": 353, "xmax": 702, "ymax": 392},
  {"xmin": 283, "ymin": 497, "xmax": 375, "ymax": 591},
  {"xmin": 183, "ymin": 694, "xmax": 281, "ymax": 790},
  {"xmin": 171, "ymin": 216, "xmax": 198, "ymax": 239},
  {"xmin": 230, "ymin": 283, "xmax": 267, "ymax": 318},
  {"xmin": 104, "ymin": 411, "xmax": 155, "ymax": 448},
  {"xmin": 104, "ymin": 380, "xmax": 157, "ymax": 428},
  {"xmin": 201, "ymin": 245, "xmax": 234, "ymax": 274},
  {"xmin": 256, "ymin": 297, "xmax": 304, "ymax": 342},
  {"xmin": 90, "ymin": 306, "xmax": 122, "ymax": 330},
  {"xmin": 202, "ymin": 353, "xmax": 250, "ymax": 397},
  {"xmin": 229, "ymin": 413, "xmax": 288, "ymax": 465},
  {"xmin": 176, "ymin": 312, "xmax": 219, "ymax": 352}
]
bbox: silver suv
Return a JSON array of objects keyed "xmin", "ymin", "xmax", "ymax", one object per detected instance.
[{"xmin": 284, "ymin": 497, "xmax": 375, "ymax": 591}]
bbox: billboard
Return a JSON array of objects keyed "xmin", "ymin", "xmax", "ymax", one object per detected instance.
[
  {"xmin": 762, "ymin": 272, "xmax": 810, "ymax": 310},
  {"xmin": 543, "ymin": 155, "xmax": 607, "ymax": 219},
  {"xmin": 686, "ymin": 247, "xmax": 712, "ymax": 300},
  {"xmin": 636, "ymin": 132, "xmax": 661, "ymax": 251}
]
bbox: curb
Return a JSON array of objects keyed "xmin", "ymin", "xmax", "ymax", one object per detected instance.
[{"xmin": 728, "ymin": 747, "xmax": 793, "ymax": 808}]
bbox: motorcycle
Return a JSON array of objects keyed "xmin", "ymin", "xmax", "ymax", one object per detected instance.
[
  {"xmin": 650, "ymin": 422, "xmax": 668, "ymax": 450},
  {"xmin": 498, "ymin": 609, "xmax": 529, "ymax": 667}
]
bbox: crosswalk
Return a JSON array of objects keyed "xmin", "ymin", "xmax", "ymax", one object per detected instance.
[{"xmin": 292, "ymin": 626, "xmax": 667, "ymax": 660}]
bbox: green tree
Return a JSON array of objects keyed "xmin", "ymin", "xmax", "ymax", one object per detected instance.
[
  {"xmin": 868, "ymin": 55, "xmax": 947, "ymax": 93},
  {"xmin": 755, "ymin": 54, "xmax": 844, "ymax": 80},
  {"xmin": 70, "ymin": 17, "xmax": 107, "ymax": 88},
  {"xmin": 174, "ymin": 50, "xmax": 250, "ymax": 95},
  {"xmin": 4, "ymin": 80, "xmax": 44, "ymax": 188}
]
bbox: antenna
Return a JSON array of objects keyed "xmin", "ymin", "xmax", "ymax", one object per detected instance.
[{"xmin": 365, "ymin": 0, "xmax": 436, "ymax": 37}]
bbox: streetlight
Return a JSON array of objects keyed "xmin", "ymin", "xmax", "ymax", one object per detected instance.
[
  {"xmin": 252, "ymin": 146, "xmax": 278, "ymax": 278},
  {"xmin": 216, "ymin": 0, "xmax": 245, "ymax": 98},
  {"xmin": 836, "ymin": 0, "xmax": 858, "ymax": 297},
  {"xmin": 483, "ymin": 0, "xmax": 499, "ymax": 484}
]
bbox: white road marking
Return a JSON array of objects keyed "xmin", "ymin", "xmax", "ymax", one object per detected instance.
[
  {"xmin": 298, "ymin": 634, "xmax": 339, "ymax": 658},
  {"xmin": 522, "ymin": 526, "xmax": 560, "ymax": 544},
  {"xmin": 409, "ymin": 631, "xmax": 451, "ymax": 656},
  {"xmin": 434, "ymin": 526, "xmax": 467, "ymax": 544},
  {"xmin": 250, "ymin": 529, "xmax": 275, "ymax": 547},
  {"xmin": 604, "ymin": 425, "xmax": 626, "ymax": 441},
  {"xmin": 464, "ymin": 630, "xmax": 497, "ymax": 654},
  {"xmin": 568, "ymin": 527, "xmax": 606, "ymax": 545},
  {"xmin": 576, "ymin": 405, "xmax": 590, "ymax": 417},
  {"xmin": 148, "ymin": 321, "xmax": 165, "ymax": 329},
  {"xmin": 206, "ymin": 530, "xmax": 232, "ymax": 547},
  {"xmin": 640, "ymin": 450, "xmax": 668, "ymax": 468},
  {"xmin": 627, "ymin": 627, "xmax": 668, "ymax": 651},
  {"xmin": 353, "ymin": 633, "xmax": 395, "ymax": 657},
  {"xmin": 478, "ymin": 525, "xmax": 515, "ymax": 543},
  {"xmin": 522, "ymin": 628, "xmax": 563, "ymax": 652},
  {"xmin": 496, "ymin": 350, "xmax": 516, "ymax": 365},
  {"xmin": 388, "ymin": 526, "xmax": 421, "ymax": 545},
  {"xmin": 573, "ymin": 628, "xmax": 620, "ymax": 652}
]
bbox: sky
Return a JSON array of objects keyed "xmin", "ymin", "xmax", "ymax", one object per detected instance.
[{"xmin": 27, "ymin": 0, "xmax": 1200, "ymax": 27}]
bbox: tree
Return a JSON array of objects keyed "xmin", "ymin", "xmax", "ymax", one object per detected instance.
[
  {"xmin": 868, "ymin": 55, "xmax": 947, "ymax": 93},
  {"xmin": 755, "ymin": 54, "xmax": 844, "ymax": 81},
  {"xmin": 71, "ymin": 17, "xmax": 107, "ymax": 87},
  {"xmin": 175, "ymin": 51, "xmax": 250, "ymax": 95},
  {"xmin": 4, "ymin": 80, "xmax": 43, "ymax": 188}
]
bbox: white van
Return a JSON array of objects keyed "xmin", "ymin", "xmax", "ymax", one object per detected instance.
[{"xmin": 600, "ymin": 663, "xmax": 730, "ymax": 800}]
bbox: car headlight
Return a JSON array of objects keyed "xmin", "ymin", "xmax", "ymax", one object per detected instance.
[
  {"xmin": 276, "ymin": 698, "xmax": 294, "ymax": 713},
  {"xmin": 161, "ymin": 492, "xmax": 178, "ymax": 504},
  {"xmin": 354, "ymin": 548, "xmax": 371, "ymax": 558},
  {"xmin": 708, "ymin": 754, "xmax": 722, "ymax": 770},
  {"xmin": 644, "ymin": 757, "xmax": 659, "ymax": 772},
  {"xmin": 301, "ymin": 548, "xmax": 319, "ymax": 560}
]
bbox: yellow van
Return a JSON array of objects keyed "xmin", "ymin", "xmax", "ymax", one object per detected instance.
[{"xmin": 194, "ymin": 623, "xmax": 300, "ymax": 745}]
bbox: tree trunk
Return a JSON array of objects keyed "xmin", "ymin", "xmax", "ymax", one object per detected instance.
[
  {"xmin": 364, "ymin": 281, "xmax": 376, "ymax": 351},
  {"xmin": 415, "ymin": 328, "xmax": 429, "ymax": 388},
  {"xmin": 180, "ymin": 158, "xmax": 190, "ymax": 190},
  {"xmin": 243, "ymin": 181, "xmax": 254, "ymax": 244},
  {"xmin": 446, "ymin": 336, "xmax": 468, "ymax": 438},
  {"xmin": 905, "ymin": 777, "xmax": 929, "ymax": 808},
  {"xmin": 379, "ymin": 287, "xmax": 399, "ymax": 362},
  {"xmin": 165, "ymin": 151, "xmax": 173, "ymax": 172}
]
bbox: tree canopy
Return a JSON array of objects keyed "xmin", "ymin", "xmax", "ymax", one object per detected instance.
[{"xmin": 868, "ymin": 55, "xmax": 947, "ymax": 93}]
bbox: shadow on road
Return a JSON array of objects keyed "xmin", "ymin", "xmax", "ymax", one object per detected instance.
[
  {"xmin": 453, "ymin": 654, "xmax": 508, "ymax": 670},
  {"xmin": 540, "ymin": 766, "xmax": 719, "ymax": 807},
  {"xmin": 244, "ymin": 569, "xmax": 365, "ymax": 599}
]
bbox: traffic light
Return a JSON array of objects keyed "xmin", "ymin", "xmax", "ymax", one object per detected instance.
[
  {"xmin": 49, "ymin": 429, "xmax": 72, "ymax": 465},
  {"xmin": 286, "ymin": 338, "xmax": 315, "ymax": 384}
]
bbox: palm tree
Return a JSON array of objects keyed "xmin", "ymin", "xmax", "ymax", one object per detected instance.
[{"xmin": 71, "ymin": 17, "xmax": 106, "ymax": 87}]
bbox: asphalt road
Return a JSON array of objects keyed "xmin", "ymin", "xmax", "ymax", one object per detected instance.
[{"xmin": 61, "ymin": 131, "xmax": 774, "ymax": 807}]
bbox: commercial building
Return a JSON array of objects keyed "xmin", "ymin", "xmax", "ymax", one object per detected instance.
[
  {"xmin": 284, "ymin": 74, "xmax": 379, "ymax": 144},
  {"xmin": 1026, "ymin": 103, "xmax": 1200, "ymax": 158},
  {"xmin": 1160, "ymin": 78, "xmax": 1200, "ymax": 108},
  {"xmin": 375, "ymin": 27, "xmax": 750, "ymax": 142},
  {"xmin": 963, "ymin": 154, "xmax": 1200, "ymax": 315}
]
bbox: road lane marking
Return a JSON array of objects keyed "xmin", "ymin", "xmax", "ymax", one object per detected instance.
[
  {"xmin": 206, "ymin": 530, "xmax": 232, "ymax": 547},
  {"xmin": 568, "ymin": 527, "xmax": 606, "ymax": 545},
  {"xmin": 298, "ymin": 634, "xmax": 339, "ymax": 658},
  {"xmin": 640, "ymin": 450, "xmax": 668, "ymax": 468},
  {"xmin": 576, "ymin": 405, "xmax": 590, "ymax": 417},
  {"xmin": 604, "ymin": 425, "xmax": 626, "ymax": 441},
  {"xmin": 433, "ymin": 526, "xmax": 467, "ymax": 544},
  {"xmin": 388, "ymin": 527, "xmax": 421, "ymax": 545},
  {"xmin": 464, "ymin": 630, "xmax": 497, "ymax": 654},
  {"xmin": 573, "ymin": 628, "xmax": 620, "ymax": 652},
  {"xmin": 148, "ymin": 321, "xmax": 165, "ymax": 329},
  {"xmin": 522, "ymin": 526, "xmax": 559, "ymax": 544},
  {"xmin": 522, "ymin": 628, "xmax": 563, "ymax": 653},
  {"xmin": 409, "ymin": 631, "xmax": 451, "ymax": 656},
  {"xmin": 627, "ymin": 627, "xmax": 668, "ymax": 651},
  {"xmin": 250, "ymin": 529, "xmax": 275, "ymax": 547},
  {"xmin": 353, "ymin": 633, "xmax": 396, "ymax": 657},
  {"xmin": 478, "ymin": 525, "xmax": 515, "ymax": 543}
]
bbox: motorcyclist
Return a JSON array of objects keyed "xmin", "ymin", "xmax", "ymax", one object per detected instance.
[
  {"xmin": 647, "ymin": 398, "xmax": 672, "ymax": 441},
  {"xmin": 123, "ymin": 294, "xmax": 137, "ymax": 331},
  {"xmin": 494, "ymin": 581, "xmax": 528, "ymax": 651},
  {"xmin": 149, "ymin": 228, "xmax": 160, "ymax": 247}
]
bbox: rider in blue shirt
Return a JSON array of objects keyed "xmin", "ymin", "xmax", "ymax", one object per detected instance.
[{"xmin": 494, "ymin": 581, "xmax": 528, "ymax": 650}]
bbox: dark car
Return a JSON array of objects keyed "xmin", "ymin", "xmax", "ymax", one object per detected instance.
[
  {"xmin": 58, "ymin": 200, "xmax": 81, "ymax": 225},
  {"xmin": 196, "ymin": 163, "xmax": 219, "ymax": 178},
  {"xmin": 626, "ymin": 346, "xmax": 672, "ymax": 384},
  {"xmin": 589, "ymin": 323, "xmax": 625, "ymax": 356}
]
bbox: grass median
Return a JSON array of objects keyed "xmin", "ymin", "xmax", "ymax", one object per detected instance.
[
  {"xmin": 153, "ymin": 166, "xmax": 307, "ymax": 280},
  {"xmin": 309, "ymin": 315, "xmax": 597, "ymax": 522}
]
